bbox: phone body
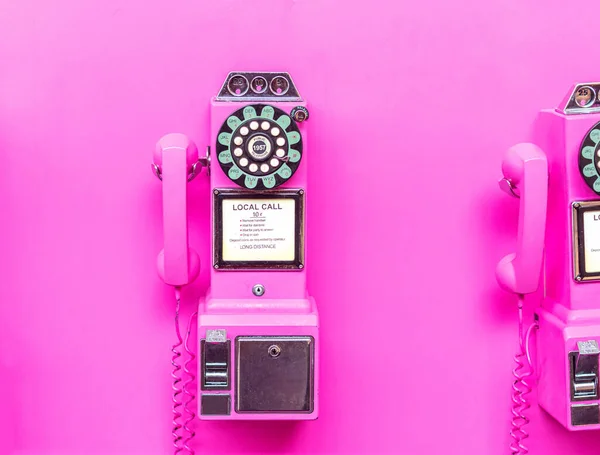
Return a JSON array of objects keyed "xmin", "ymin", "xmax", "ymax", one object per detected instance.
[
  {"xmin": 197, "ymin": 72, "xmax": 318, "ymax": 420},
  {"xmin": 533, "ymin": 83, "xmax": 600, "ymax": 430},
  {"xmin": 499, "ymin": 83, "xmax": 600, "ymax": 431}
]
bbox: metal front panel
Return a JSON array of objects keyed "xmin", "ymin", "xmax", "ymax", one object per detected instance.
[
  {"xmin": 215, "ymin": 72, "xmax": 302, "ymax": 102},
  {"xmin": 235, "ymin": 336, "xmax": 314, "ymax": 413}
]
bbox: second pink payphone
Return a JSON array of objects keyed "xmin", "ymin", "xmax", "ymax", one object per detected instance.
[
  {"xmin": 152, "ymin": 71, "xmax": 318, "ymax": 451},
  {"xmin": 498, "ymin": 83, "xmax": 600, "ymax": 452}
]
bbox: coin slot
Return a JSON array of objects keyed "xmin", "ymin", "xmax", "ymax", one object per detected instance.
[
  {"xmin": 250, "ymin": 76, "xmax": 268, "ymax": 94},
  {"xmin": 576, "ymin": 86, "xmax": 596, "ymax": 108},
  {"xmin": 227, "ymin": 75, "xmax": 249, "ymax": 97},
  {"xmin": 270, "ymin": 76, "xmax": 290, "ymax": 96}
]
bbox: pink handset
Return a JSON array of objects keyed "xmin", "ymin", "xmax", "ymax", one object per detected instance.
[
  {"xmin": 498, "ymin": 83, "xmax": 600, "ymax": 453},
  {"xmin": 152, "ymin": 72, "xmax": 318, "ymax": 453},
  {"xmin": 154, "ymin": 133, "xmax": 200, "ymax": 286},
  {"xmin": 496, "ymin": 143, "xmax": 548, "ymax": 294}
]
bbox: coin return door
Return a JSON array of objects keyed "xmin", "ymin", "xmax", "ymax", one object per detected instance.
[{"xmin": 570, "ymin": 341, "xmax": 600, "ymax": 426}]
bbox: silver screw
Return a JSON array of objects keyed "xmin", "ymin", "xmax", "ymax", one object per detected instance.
[
  {"xmin": 576, "ymin": 275, "xmax": 583, "ymax": 281},
  {"xmin": 268, "ymin": 345, "xmax": 281, "ymax": 357},
  {"xmin": 252, "ymin": 284, "xmax": 265, "ymax": 296}
]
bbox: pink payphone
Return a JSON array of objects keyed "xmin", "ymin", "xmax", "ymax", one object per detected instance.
[
  {"xmin": 153, "ymin": 72, "xmax": 318, "ymax": 450},
  {"xmin": 498, "ymin": 83, "xmax": 600, "ymax": 452}
]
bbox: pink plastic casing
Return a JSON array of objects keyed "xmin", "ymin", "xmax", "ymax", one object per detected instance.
[
  {"xmin": 525, "ymin": 86, "xmax": 600, "ymax": 430},
  {"xmin": 154, "ymin": 134, "xmax": 200, "ymax": 287},
  {"xmin": 198, "ymin": 98, "xmax": 319, "ymax": 420}
]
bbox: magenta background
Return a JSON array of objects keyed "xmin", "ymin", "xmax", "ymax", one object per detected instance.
[{"xmin": 3, "ymin": 1, "xmax": 600, "ymax": 454}]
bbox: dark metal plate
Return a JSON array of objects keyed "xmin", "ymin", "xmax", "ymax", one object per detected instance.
[{"xmin": 235, "ymin": 336, "xmax": 314, "ymax": 413}]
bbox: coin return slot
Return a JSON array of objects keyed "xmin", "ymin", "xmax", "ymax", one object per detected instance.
[
  {"xmin": 570, "ymin": 341, "xmax": 600, "ymax": 402},
  {"xmin": 201, "ymin": 340, "xmax": 231, "ymax": 390}
]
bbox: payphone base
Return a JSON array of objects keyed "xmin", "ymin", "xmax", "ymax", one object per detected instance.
[
  {"xmin": 197, "ymin": 297, "xmax": 319, "ymax": 420},
  {"xmin": 537, "ymin": 302, "xmax": 600, "ymax": 431}
]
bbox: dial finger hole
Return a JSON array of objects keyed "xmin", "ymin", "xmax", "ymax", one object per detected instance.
[
  {"xmin": 234, "ymin": 148, "xmax": 243, "ymax": 157},
  {"xmin": 233, "ymin": 136, "xmax": 243, "ymax": 145},
  {"xmin": 239, "ymin": 158, "xmax": 249, "ymax": 167},
  {"xmin": 276, "ymin": 137, "xmax": 286, "ymax": 146},
  {"xmin": 260, "ymin": 164, "xmax": 269, "ymax": 173},
  {"xmin": 276, "ymin": 149, "xmax": 286, "ymax": 158},
  {"xmin": 261, "ymin": 121, "xmax": 270, "ymax": 130},
  {"xmin": 270, "ymin": 158, "xmax": 280, "ymax": 167},
  {"xmin": 249, "ymin": 163, "xmax": 258, "ymax": 172},
  {"xmin": 271, "ymin": 127, "xmax": 280, "ymax": 136},
  {"xmin": 250, "ymin": 121, "xmax": 259, "ymax": 130},
  {"xmin": 240, "ymin": 127, "xmax": 249, "ymax": 136}
]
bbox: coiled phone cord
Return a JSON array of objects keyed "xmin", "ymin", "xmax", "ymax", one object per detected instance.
[
  {"xmin": 510, "ymin": 295, "xmax": 539, "ymax": 455},
  {"xmin": 172, "ymin": 288, "xmax": 197, "ymax": 455}
]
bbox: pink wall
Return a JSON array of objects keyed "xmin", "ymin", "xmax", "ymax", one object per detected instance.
[{"xmin": 3, "ymin": 0, "xmax": 600, "ymax": 454}]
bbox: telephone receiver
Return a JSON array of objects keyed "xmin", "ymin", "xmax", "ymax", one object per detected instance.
[
  {"xmin": 496, "ymin": 143, "xmax": 548, "ymax": 295},
  {"xmin": 153, "ymin": 133, "xmax": 203, "ymax": 287}
]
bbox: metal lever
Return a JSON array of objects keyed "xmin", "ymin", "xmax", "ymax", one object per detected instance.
[
  {"xmin": 572, "ymin": 341, "xmax": 600, "ymax": 400},
  {"xmin": 201, "ymin": 339, "xmax": 230, "ymax": 389},
  {"xmin": 153, "ymin": 146, "xmax": 211, "ymax": 181},
  {"xmin": 499, "ymin": 177, "xmax": 520, "ymax": 198}
]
